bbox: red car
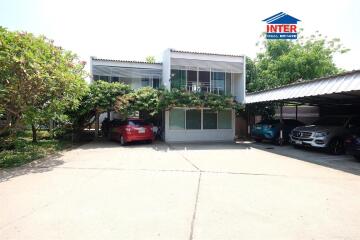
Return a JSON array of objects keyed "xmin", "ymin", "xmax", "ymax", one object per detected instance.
[{"xmin": 109, "ymin": 118, "xmax": 154, "ymax": 145}]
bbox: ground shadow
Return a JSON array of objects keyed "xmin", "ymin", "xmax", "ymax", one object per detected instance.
[
  {"xmin": 251, "ymin": 142, "xmax": 360, "ymax": 176},
  {"xmin": 0, "ymin": 153, "xmax": 65, "ymax": 183}
]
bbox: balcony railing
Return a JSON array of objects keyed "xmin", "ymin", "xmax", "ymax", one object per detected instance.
[{"xmin": 171, "ymin": 82, "xmax": 227, "ymax": 95}]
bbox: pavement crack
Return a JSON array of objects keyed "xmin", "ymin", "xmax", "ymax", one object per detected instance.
[
  {"xmin": 189, "ymin": 172, "xmax": 202, "ymax": 240},
  {"xmin": 166, "ymin": 143, "xmax": 201, "ymax": 171}
]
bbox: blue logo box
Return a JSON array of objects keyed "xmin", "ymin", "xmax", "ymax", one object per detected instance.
[{"xmin": 266, "ymin": 33, "xmax": 298, "ymax": 39}]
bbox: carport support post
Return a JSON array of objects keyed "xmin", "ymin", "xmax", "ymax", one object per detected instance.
[
  {"xmin": 295, "ymin": 105, "xmax": 298, "ymax": 120},
  {"xmin": 95, "ymin": 110, "xmax": 99, "ymax": 139},
  {"xmin": 279, "ymin": 103, "xmax": 284, "ymax": 144}
]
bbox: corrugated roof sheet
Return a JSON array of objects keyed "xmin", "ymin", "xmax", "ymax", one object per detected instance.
[
  {"xmin": 170, "ymin": 49, "xmax": 244, "ymax": 57},
  {"xmin": 246, "ymin": 70, "xmax": 360, "ymax": 103},
  {"xmin": 91, "ymin": 57, "xmax": 162, "ymax": 65}
]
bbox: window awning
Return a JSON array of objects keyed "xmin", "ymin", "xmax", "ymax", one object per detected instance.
[{"xmin": 246, "ymin": 70, "xmax": 360, "ymax": 106}]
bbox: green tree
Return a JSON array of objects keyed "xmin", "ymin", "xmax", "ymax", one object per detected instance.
[
  {"xmin": 88, "ymin": 80, "xmax": 131, "ymax": 138},
  {"xmin": 247, "ymin": 31, "xmax": 349, "ymax": 92},
  {"xmin": 145, "ymin": 56, "xmax": 156, "ymax": 63},
  {"xmin": 0, "ymin": 27, "xmax": 88, "ymax": 142}
]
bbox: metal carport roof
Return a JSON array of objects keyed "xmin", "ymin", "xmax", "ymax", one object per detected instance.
[{"xmin": 245, "ymin": 70, "xmax": 360, "ymax": 106}]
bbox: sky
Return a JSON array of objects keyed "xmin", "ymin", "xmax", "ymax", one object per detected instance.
[{"xmin": 1, "ymin": 0, "xmax": 359, "ymax": 74}]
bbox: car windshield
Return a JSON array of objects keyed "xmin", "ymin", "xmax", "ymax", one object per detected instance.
[
  {"xmin": 128, "ymin": 119, "xmax": 147, "ymax": 127},
  {"xmin": 312, "ymin": 117, "xmax": 348, "ymax": 126}
]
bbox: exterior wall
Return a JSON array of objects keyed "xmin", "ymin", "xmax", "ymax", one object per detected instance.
[
  {"xmin": 162, "ymin": 49, "xmax": 171, "ymax": 90},
  {"xmin": 164, "ymin": 108, "xmax": 236, "ymax": 142}
]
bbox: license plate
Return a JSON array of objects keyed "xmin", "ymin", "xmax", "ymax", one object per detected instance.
[
  {"xmin": 294, "ymin": 140, "xmax": 302, "ymax": 145},
  {"xmin": 138, "ymin": 128, "xmax": 145, "ymax": 134}
]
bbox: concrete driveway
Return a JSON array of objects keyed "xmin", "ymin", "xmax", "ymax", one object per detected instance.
[{"xmin": 1, "ymin": 141, "xmax": 360, "ymax": 240}]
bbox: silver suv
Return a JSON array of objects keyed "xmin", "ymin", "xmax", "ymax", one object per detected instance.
[{"xmin": 290, "ymin": 116, "xmax": 360, "ymax": 155}]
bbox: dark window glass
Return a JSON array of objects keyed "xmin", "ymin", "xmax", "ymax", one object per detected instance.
[
  {"xmin": 225, "ymin": 73, "xmax": 231, "ymax": 95},
  {"xmin": 203, "ymin": 110, "xmax": 217, "ymax": 129},
  {"xmin": 93, "ymin": 75, "xmax": 100, "ymax": 81},
  {"xmin": 127, "ymin": 119, "xmax": 147, "ymax": 127},
  {"xmin": 186, "ymin": 109, "xmax": 201, "ymax": 129},
  {"xmin": 171, "ymin": 69, "xmax": 186, "ymax": 89},
  {"xmin": 153, "ymin": 78, "xmax": 160, "ymax": 89},
  {"xmin": 211, "ymin": 72, "xmax": 225, "ymax": 95},
  {"xmin": 111, "ymin": 76, "xmax": 119, "ymax": 82},
  {"xmin": 199, "ymin": 71, "xmax": 210, "ymax": 92},
  {"xmin": 187, "ymin": 70, "xmax": 197, "ymax": 91},
  {"xmin": 100, "ymin": 75, "xmax": 110, "ymax": 81},
  {"xmin": 218, "ymin": 110, "xmax": 232, "ymax": 129}
]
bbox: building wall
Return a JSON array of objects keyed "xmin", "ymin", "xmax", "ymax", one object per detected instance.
[{"xmin": 164, "ymin": 108, "xmax": 235, "ymax": 142}]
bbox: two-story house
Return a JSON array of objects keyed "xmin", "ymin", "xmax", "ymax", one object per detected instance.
[{"xmin": 91, "ymin": 49, "xmax": 245, "ymax": 142}]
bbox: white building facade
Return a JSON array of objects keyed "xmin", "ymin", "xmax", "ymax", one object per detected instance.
[{"xmin": 91, "ymin": 49, "xmax": 246, "ymax": 142}]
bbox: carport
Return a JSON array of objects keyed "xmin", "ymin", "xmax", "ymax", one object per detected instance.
[{"xmin": 245, "ymin": 70, "xmax": 360, "ymax": 140}]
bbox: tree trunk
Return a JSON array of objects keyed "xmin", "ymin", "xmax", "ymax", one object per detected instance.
[
  {"xmin": 94, "ymin": 111, "xmax": 99, "ymax": 139},
  {"xmin": 32, "ymin": 124, "xmax": 37, "ymax": 143}
]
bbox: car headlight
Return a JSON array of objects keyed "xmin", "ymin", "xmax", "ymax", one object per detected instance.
[{"xmin": 315, "ymin": 131, "xmax": 329, "ymax": 137}]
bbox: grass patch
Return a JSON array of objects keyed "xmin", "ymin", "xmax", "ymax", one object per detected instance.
[{"xmin": 0, "ymin": 131, "xmax": 72, "ymax": 169}]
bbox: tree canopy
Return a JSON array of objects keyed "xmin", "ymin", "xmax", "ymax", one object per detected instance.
[
  {"xmin": 0, "ymin": 27, "xmax": 88, "ymax": 141},
  {"xmin": 247, "ymin": 31, "xmax": 349, "ymax": 92}
]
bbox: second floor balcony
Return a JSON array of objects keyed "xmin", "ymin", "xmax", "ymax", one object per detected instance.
[{"xmin": 170, "ymin": 69, "xmax": 236, "ymax": 96}]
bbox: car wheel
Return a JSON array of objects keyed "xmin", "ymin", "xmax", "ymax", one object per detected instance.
[
  {"xmin": 328, "ymin": 138, "xmax": 345, "ymax": 155},
  {"xmin": 120, "ymin": 135, "xmax": 127, "ymax": 146}
]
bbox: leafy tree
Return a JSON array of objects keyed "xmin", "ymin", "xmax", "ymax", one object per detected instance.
[
  {"xmin": 87, "ymin": 80, "xmax": 131, "ymax": 137},
  {"xmin": 0, "ymin": 27, "xmax": 88, "ymax": 142},
  {"xmin": 145, "ymin": 56, "xmax": 156, "ymax": 63},
  {"xmin": 247, "ymin": 31, "xmax": 349, "ymax": 92},
  {"xmin": 115, "ymin": 88, "xmax": 243, "ymax": 118},
  {"xmin": 115, "ymin": 87, "xmax": 160, "ymax": 117}
]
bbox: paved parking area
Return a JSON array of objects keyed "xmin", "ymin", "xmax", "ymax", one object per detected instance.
[{"xmin": 1, "ymin": 141, "xmax": 360, "ymax": 239}]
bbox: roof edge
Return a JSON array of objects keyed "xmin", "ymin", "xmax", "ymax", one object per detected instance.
[
  {"xmin": 247, "ymin": 69, "xmax": 360, "ymax": 96},
  {"xmin": 91, "ymin": 57, "xmax": 162, "ymax": 65},
  {"xmin": 170, "ymin": 49, "xmax": 245, "ymax": 58}
]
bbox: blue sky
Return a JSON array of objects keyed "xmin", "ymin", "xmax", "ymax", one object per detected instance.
[{"xmin": 1, "ymin": 0, "xmax": 359, "ymax": 72}]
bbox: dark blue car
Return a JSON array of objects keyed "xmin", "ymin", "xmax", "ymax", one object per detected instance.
[{"xmin": 251, "ymin": 119, "xmax": 304, "ymax": 145}]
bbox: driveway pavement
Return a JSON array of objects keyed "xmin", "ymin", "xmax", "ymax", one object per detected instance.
[{"xmin": 1, "ymin": 141, "xmax": 360, "ymax": 239}]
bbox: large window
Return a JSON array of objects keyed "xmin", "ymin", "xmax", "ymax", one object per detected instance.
[
  {"xmin": 111, "ymin": 76, "xmax": 119, "ymax": 82},
  {"xmin": 199, "ymin": 71, "xmax": 210, "ymax": 92},
  {"xmin": 171, "ymin": 69, "xmax": 186, "ymax": 89},
  {"xmin": 211, "ymin": 72, "xmax": 225, "ymax": 95},
  {"xmin": 169, "ymin": 109, "xmax": 185, "ymax": 129},
  {"xmin": 153, "ymin": 78, "xmax": 160, "ymax": 89},
  {"xmin": 141, "ymin": 78, "xmax": 150, "ymax": 87},
  {"xmin": 203, "ymin": 110, "xmax": 217, "ymax": 129},
  {"xmin": 186, "ymin": 109, "xmax": 201, "ymax": 129},
  {"xmin": 187, "ymin": 70, "xmax": 197, "ymax": 91},
  {"xmin": 225, "ymin": 73, "xmax": 231, "ymax": 95},
  {"xmin": 169, "ymin": 109, "xmax": 232, "ymax": 130},
  {"xmin": 100, "ymin": 75, "xmax": 110, "ymax": 81},
  {"xmin": 218, "ymin": 110, "xmax": 232, "ymax": 129}
]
